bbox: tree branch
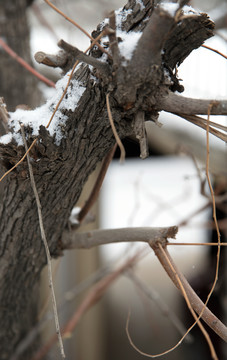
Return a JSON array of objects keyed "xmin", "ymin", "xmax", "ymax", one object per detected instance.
[
  {"xmin": 152, "ymin": 245, "xmax": 227, "ymax": 342},
  {"xmin": 61, "ymin": 226, "xmax": 178, "ymax": 250},
  {"xmin": 159, "ymin": 92, "xmax": 227, "ymax": 115},
  {"xmin": 58, "ymin": 39, "xmax": 110, "ymax": 75},
  {"xmin": 129, "ymin": 6, "xmax": 175, "ymax": 80}
]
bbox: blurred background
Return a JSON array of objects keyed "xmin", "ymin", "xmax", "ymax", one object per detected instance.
[{"xmin": 0, "ymin": 0, "xmax": 226, "ymax": 359}]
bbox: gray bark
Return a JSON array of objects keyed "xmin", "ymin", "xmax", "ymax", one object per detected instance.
[{"xmin": 0, "ymin": 0, "xmax": 216, "ymax": 358}]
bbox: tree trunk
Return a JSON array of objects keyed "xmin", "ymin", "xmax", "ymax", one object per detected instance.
[
  {"xmin": 0, "ymin": 0, "xmax": 41, "ymax": 112},
  {"xmin": 0, "ymin": 0, "xmax": 215, "ymax": 358}
]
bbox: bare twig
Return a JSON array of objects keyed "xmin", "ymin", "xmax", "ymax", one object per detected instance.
[
  {"xmin": 78, "ymin": 144, "xmax": 117, "ymax": 223},
  {"xmin": 0, "ymin": 37, "xmax": 55, "ymax": 88},
  {"xmin": 44, "ymin": 0, "xmax": 110, "ymax": 57},
  {"xmin": 32, "ymin": 2, "xmax": 58, "ymax": 41},
  {"xmin": 202, "ymin": 44, "xmax": 227, "ymax": 60},
  {"xmin": 127, "ymin": 271, "xmax": 193, "ymax": 342},
  {"xmin": 152, "ymin": 245, "xmax": 227, "ymax": 342},
  {"xmin": 203, "ymin": 103, "xmax": 221, "ymax": 327},
  {"xmin": 176, "ymin": 113, "xmax": 227, "ymax": 142},
  {"xmin": 31, "ymin": 253, "xmax": 142, "ymax": 360},
  {"xmin": 10, "ymin": 266, "xmax": 111, "ymax": 360},
  {"xmin": 157, "ymin": 244, "xmax": 217, "ymax": 359},
  {"xmin": 106, "ymin": 93, "xmax": 126, "ymax": 162},
  {"xmin": 20, "ymin": 126, "xmax": 65, "ymax": 359}
]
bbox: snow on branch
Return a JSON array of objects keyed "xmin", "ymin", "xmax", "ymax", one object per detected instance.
[{"xmin": 0, "ymin": 69, "xmax": 86, "ymax": 146}]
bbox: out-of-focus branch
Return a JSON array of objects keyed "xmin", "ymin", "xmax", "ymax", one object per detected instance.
[
  {"xmin": 152, "ymin": 245, "xmax": 227, "ymax": 342},
  {"xmin": 31, "ymin": 253, "xmax": 141, "ymax": 360},
  {"xmin": 0, "ymin": 37, "xmax": 55, "ymax": 88},
  {"xmin": 159, "ymin": 92, "xmax": 227, "ymax": 115},
  {"xmin": 78, "ymin": 144, "xmax": 117, "ymax": 223}
]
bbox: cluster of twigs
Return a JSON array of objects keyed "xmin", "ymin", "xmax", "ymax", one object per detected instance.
[{"xmin": 1, "ymin": 1, "xmax": 226, "ymax": 360}]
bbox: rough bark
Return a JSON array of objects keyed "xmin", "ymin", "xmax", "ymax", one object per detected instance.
[{"xmin": 0, "ymin": 0, "xmax": 216, "ymax": 358}]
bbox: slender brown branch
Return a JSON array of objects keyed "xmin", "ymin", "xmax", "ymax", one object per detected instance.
[
  {"xmin": 20, "ymin": 126, "xmax": 65, "ymax": 359},
  {"xmin": 106, "ymin": 93, "xmax": 126, "ymax": 162},
  {"xmin": 32, "ymin": 2, "xmax": 58, "ymax": 41},
  {"xmin": 31, "ymin": 253, "xmax": 141, "ymax": 360},
  {"xmin": 157, "ymin": 244, "xmax": 217, "ymax": 359},
  {"xmin": 176, "ymin": 113, "xmax": 227, "ymax": 142},
  {"xmin": 202, "ymin": 44, "xmax": 227, "ymax": 59},
  {"xmin": 159, "ymin": 92, "xmax": 227, "ymax": 115},
  {"xmin": 78, "ymin": 144, "xmax": 117, "ymax": 223},
  {"xmin": 61, "ymin": 226, "xmax": 178, "ymax": 250},
  {"xmin": 152, "ymin": 245, "xmax": 227, "ymax": 342},
  {"xmin": 44, "ymin": 0, "xmax": 110, "ymax": 57}
]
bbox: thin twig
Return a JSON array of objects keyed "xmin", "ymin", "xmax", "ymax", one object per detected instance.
[
  {"xmin": 78, "ymin": 144, "xmax": 117, "ymax": 223},
  {"xmin": 158, "ymin": 245, "xmax": 218, "ymax": 359},
  {"xmin": 126, "ymin": 244, "xmax": 218, "ymax": 359},
  {"xmin": 44, "ymin": 0, "xmax": 110, "ymax": 57},
  {"xmin": 202, "ymin": 44, "xmax": 227, "ymax": 60},
  {"xmin": 203, "ymin": 103, "xmax": 222, "ymax": 322},
  {"xmin": 152, "ymin": 245, "xmax": 227, "ymax": 342},
  {"xmin": 20, "ymin": 125, "xmax": 65, "ymax": 359},
  {"xmin": 127, "ymin": 271, "xmax": 193, "ymax": 342},
  {"xmin": 10, "ymin": 266, "xmax": 111, "ymax": 360},
  {"xmin": 0, "ymin": 38, "xmax": 55, "ymax": 88},
  {"xmin": 167, "ymin": 242, "xmax": 227, "ymax": 246},
  {"xmin": 31, "ymin": 252, "xmax": 142, "ymax": 360},
  {"xmin": 106, "ymin": 93, "xmax": 126, "ymax": 163}
]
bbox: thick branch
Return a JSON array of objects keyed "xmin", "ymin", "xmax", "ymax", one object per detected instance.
[
  {"xmin": 152, "ymin": 245, "xmax": 227, "ymax": 342},
  {"xmin": 61, "ymin": 226, "xmax": 178, "ymax": 250},
  {"xmin": 159, "ymin": 92, "xmax": 227, "ymax": 115},
  {"xmin": 129, "ymin": 7, "xmax": 175, "ymax": 80}
]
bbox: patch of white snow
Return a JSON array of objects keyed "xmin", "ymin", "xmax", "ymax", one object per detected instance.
[
  {"xmin": 0, "ymin": 133, "xmax": 13, "ymax": 145},
  {"xmin": 160, "ymin": 2, "xmax": 179, "ymax": 17},
  {"xmin": 117, "ymin": 30, "xmax": 142, "ymax": 61},
  {"xmin": 3, "ymin": 70, "xmax": 86, "ymax": 146}
]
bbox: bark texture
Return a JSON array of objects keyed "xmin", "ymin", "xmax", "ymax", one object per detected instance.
[{"xmin": 0, "ymin": 0, "xmax": 215, "ymax": 358}]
